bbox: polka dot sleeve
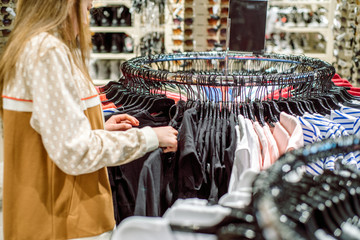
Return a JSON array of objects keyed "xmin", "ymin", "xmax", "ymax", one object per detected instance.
[{"xmin": 28, "ymin": 46, "xmax": 159, "ymax": 175}]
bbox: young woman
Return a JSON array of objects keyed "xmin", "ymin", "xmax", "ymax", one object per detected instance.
[{"xmin": 0, "ymin": 0, "xmax": 178, "ymax": 239}]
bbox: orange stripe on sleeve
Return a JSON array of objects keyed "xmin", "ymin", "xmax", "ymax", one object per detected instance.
[
  {"xmin": 81, "ymin": 95, "xmax": 99, "ymax": 101},
  {"xmin": 2, "ymin": 95, "xmax": 33, "ymax": 102}
]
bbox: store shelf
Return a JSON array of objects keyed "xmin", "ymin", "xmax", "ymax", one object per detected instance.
[
  {"xmin": 275, "ymin": 26, "xmax": 329, "ymax": 35},
  {"xmin": 90, "ymin": 26, "xmax": 135, "ymax": 34},
  {"xmin": 91, "ymin": 53, "xmax": 136, "ymax": 59},
  {"xmin": 93, "ymin": 0, "xmax": 131, "ymax": 8},
  {"xmin": 269, "ymin": 0, "xmax": 330, "ymax": 7}
]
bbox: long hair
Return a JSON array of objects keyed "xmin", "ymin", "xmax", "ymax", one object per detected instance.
[{"xmin": 0, "ymin": 0, "xmax": 92, "ymax": 117}]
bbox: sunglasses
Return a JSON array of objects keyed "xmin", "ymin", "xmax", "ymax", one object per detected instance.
[
  {"xmin": 184, "ymin": 7, "xmax": 193, "ymax": 15},
  {"xmin": 221, "ymin": 7, "xmax": 229, "ymax": 15},
  {"xmin": 220, "ymin": 28, "xmax": 227, "ymax": 37},
  {"xmin": 207, "ymin": 28, "xmax": 219, "ymax": 36},
  {"xmin": 2, "ymin": 18, "xmax": 12, "ymax": 26},
  {"xmin": 185, "ymin": 18, "xmax": 193, "ymax": 26},
  {"xmin": 208, "ymin": 18, "xmax": 219, "ymax": 26},
  {"xmin": 220, "ymin": 17, "xmax": 228, "ymax": 25},
  {"xmin": 173, "ymin": 17, "xmax": 182, "ymax": 25},
  {"xmin": 1, "ymin": 29, "xmax": 11, "ymax": 37},
  {"xmin": 172, "ymin": 28, "xmax": 182, "ymax": 35},
  {"xmin": 207, "ymin": 39, "xmax": 218, "ymax": 47},
  {"xmin": 184, "ymin": 39, "xmax": 194, "ymax": 46},
  {"xmin": 184, "ymin": 29, "xmax": 193, "ymax": 36},
  {"xmin": 173, "ymin": 39, "xmax": 183, "ymax": 46}
]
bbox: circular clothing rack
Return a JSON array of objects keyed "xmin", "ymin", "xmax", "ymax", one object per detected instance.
[{"xmin": 121, "ymin": 51, "xmax": 335, "ymax": 88}]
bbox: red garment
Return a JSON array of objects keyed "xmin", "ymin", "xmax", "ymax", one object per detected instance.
[
  {"xmin": 348, "ymin": 90, "xmax": 360, "ymax": 97},
  {"xmin": 350, "ymin": 87, "xmax": 360, "ymax": 92},
  {"xmin": 333, "ymin": 82, "xmax": 353, "ymax": 88},
  {"xmin": 101, "ymin": 102, "xmax": 117, "ymax": 110},
  {"xmin": 99, "ymin": 94, "xmax": 108, "ymax": 102},
  {"xmin": 332, "ymin": 73, "xmax": 342, "ymax": 80},
  {"xmin": 332, "ymin": 79, "xmax": 351, "ymax": 84},
  {"xmin": 263, "ymin": 86, "xmax": 293, "ymax": 100}
]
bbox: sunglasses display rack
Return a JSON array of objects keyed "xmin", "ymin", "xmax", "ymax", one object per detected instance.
[
  {"xmin": 136, "ymin": 0, "xmax": 166, "ymax": 56},
  {"xmin": 90, "ymin": 0, "xmax": 165, "ymax": 85},
  {"xmin": 265, "ymin": 0, "xmax": 336, "ymax": 64},
  {"xmin": 165, "ymin": 0, "xmax": 229, "ymax": 54},
  {"xmin": 333, "ymin": 0, "xmax": 360, "ymax": 84},
  {"xmin": 0, "ymin": 0, "xmax": 16, "ymax": 55}
]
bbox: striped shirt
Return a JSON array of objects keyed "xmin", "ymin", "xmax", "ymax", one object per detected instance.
[
  {"xmin": 303, "ymin": 113, "xmax": 355, "ymax": 172},
  {"xmin": 340, "ymin": 105, "xmax": 360, "ymax": 118},
  {"xmin": 326, "ymin": 110, "xmax": 360, "ymax": 169},
  {"xmin": 297, "ymin": 116, "xmax": 325, "ymax": 175}
]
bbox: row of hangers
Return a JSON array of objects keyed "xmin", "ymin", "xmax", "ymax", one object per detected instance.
[{"xmin": 100, "ymin": 80, "xmax": 175, "ymax": 115}]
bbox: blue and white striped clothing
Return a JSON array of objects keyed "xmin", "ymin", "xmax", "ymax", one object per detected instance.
[
  {"xmin": 326, "ymin": 110, "xmax": 360, "ymax": 169},
  {"xmin": 340, "ymin": 105, "xmax": 360, "ymax": 118},
  {"xmin": 297, "ymin": 116, "xmax": 326, "ymax": 175},
  {"xmin": 302, "ymin": 113, "xmax": 355, "ymax": 171},
  {"xmin": 297, "ymin": 116, "xmax": 322, "ymax": 145},
  {"xmin": 327, "ymin": 110, "xmax": 360, "ymax": 136},
  {"xmin": 303, "ymin": 113, "xmax": 344, "ymax": 139}
]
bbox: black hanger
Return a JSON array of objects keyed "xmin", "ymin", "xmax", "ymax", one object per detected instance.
[
  {"xmin": 253, "ymin": 101, "xmax": 266, "ymax": 126},
  {"xmin": 307, "ymin": 97, "xmax": 331, "ymax": 115},
  {"xmin": 276, "ymin": 99, "xmax": 296, "ymax": 116},
  {"xmin": 98, "ymin": 80, "xmax": 122, "ymax": 93},
  {"xmin": 262, "ymin": 101, "xmax": 278, "ymax": 124},
  {"xmin": 287, "ymin": 99, "xmax": 305, "ymax": 116},
  {"xmin": 320, "ymin": 94, "xmax": 341, "ymax": 110},
  {"xmin": 103, "ymin": 85, "xmax": 128, "ymax": 103}
]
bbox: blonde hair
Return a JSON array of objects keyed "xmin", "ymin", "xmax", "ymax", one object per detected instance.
[{"xmin": 0, "ymin": 0, "xmax": 92, "ymax": 117}]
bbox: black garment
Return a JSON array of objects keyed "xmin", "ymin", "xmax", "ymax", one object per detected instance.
[
  {"xmin": 108, "ymin": 152, "xmax": 151, "ymax": 224},
  {"xmin": 218, "ymin": 113, "xmax": 237, "ymax": 198},
  {"xmin": 208, "ymin": 114, "xmax": 221, "ymax": 202},
  {"xmin": 176, "ymin": 107, "xmax": 203, "ymax": 199},
  {"xmin": 134, "ymin": 149, "xmax": 163, "ymax": 217},
  {"xmin": 197, "ymin": 111, "xmax": 213, "ymax": 199},
  {"xmin": 134, "ymin": 102, "xmax": 185, "ymax": 216},
  {"xmin": 132, "ymin": 110, "xmax": 170, "ymax": 128}
]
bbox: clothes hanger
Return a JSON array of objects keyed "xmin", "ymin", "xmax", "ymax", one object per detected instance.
[
  {"xmin": 262, "ymin": 101, "xmax": 278, "ymax": 124},
  {"xmin": 253, "ymin": 101, "xmax": 266, "ymax": 126},
  {"xmin": 99, "ymin": 80, "xmax": 122, "ymax": 93}
]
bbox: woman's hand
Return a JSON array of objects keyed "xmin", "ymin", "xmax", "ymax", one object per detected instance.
[
  {"xmin": 152, "ymin": 126, "xmax": 178, "ymax": 153},
  {"xmin": 105, "ymin": 114, "xmax": 139, "ymax": 131}
]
